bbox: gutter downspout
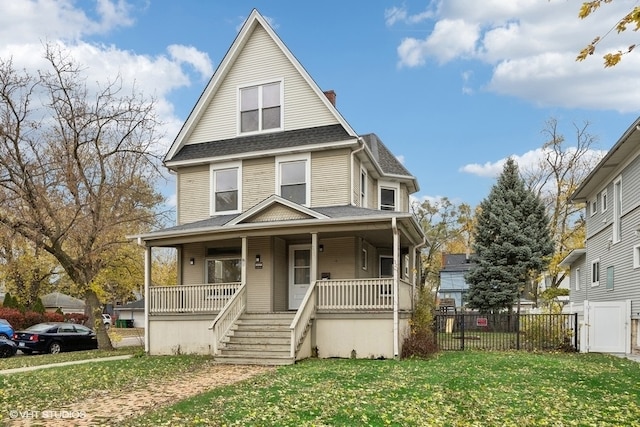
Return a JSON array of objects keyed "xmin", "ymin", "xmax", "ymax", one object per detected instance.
[
  {"xmin": 392, "ymin": 217, "xmax": 399, "ymax": 358},
  {"xmin": 350, "ymin": 137, "xmax": 366, "ymax": 206}
]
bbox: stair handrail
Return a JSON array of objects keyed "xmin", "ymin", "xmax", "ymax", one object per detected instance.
[
  {"xmin": 289, "ymin": 280, "xmax": 318, "ymax": 358},
  {"xmin": 209, "ymin": 283, "xmax": 247, "ymax": 355}
]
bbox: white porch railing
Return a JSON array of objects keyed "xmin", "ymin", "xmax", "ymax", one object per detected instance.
[
  {"xmin": 289, "ymin": 281, "xmax": 318, "ymax": 358},
  {"xmin": 149, "ymin": 283, "xmax": 242, "ymax": 314},
  {"xmin": 210, "ymin": 283, "xmax": 247, "ymax": 355},
  {"xmin": 317, "ymin": 278, "xmax": 413, "ymax": 310}
]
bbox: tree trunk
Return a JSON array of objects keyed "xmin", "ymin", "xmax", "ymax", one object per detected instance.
[{"xmin": 85, "ymin": 289, "xmax": 113, "ymax": 350}]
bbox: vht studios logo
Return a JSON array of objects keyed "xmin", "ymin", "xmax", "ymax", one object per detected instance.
[{"xmin": 9, "ymin": 410, "xmax": 86, "ymax": 419}]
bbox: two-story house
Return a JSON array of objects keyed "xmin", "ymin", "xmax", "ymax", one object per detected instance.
[
  {"xmin": 133, "ymin": 10, "xmax": 426, "ymax": 364},
  {"xmin": 438, "ymin": 253, "xmax": 474, "ymax": 308},
  {"xmin": 560, "ymin": 117, "xmax": 640, "ymax": 354}
]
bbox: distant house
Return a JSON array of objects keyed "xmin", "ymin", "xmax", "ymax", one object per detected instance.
[
  {"xmin": 560, "ymin": 117, "xmax": 640, "ymax": 354},
  {"xmin": 114, "ymin": 299, "xmax": 144, "ymax": 328},
  {"xmin": 438, "ymin": 253, "xmax": 474, "ymax": 308},
  {"xmin": 41, "ymin": 292, "xmax": 85, "ymax": 314}
]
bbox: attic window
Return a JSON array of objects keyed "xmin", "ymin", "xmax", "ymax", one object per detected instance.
[{"xmin": 240, "ymin": 81, "xmax": 282, "ymax": 133}]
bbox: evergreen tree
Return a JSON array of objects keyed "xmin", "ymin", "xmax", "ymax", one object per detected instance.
[
  {"xmin": 32, "ymin": 297, "xmax": 46, "ymax": 314},
  {"xmin": 465, "ymin": 158, "xmax": 554, "ymax": 313},
  {"xmin": 2, "ymin": 292, "xmax": 14, "ymax": 308}
]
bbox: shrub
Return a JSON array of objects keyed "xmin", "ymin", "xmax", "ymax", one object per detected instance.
[
  {"xmin": 44, "ymin": 312, "xmax": 65, "ymax": 323},
  {"xmin": 23, "ymin": 311, "xmax": 45, "ymax": 329},
  {"xmin": 65, "ymin": 313, "xmax": 89, "ymax": 325},
  {"xmin": 31, "ymin": 297, "xmax": 46, "ymax": 314},
  {"xmin": 401, "ymin": 285, "xmax": 438, "ymax": 359},
  {"xmin": 2, "ymin": 292, "xmax": 16, "ymax": 309},
  {"xmin": 0, "ymin": 307, "xmax": 23, "ymax": 330},
  {"xmin": 520, "ymin": 308, "xmax": 575, "ymax": 352}
]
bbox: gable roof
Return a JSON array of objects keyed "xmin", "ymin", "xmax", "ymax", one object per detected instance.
[
  {"xmin": 227, "ymin": 195, "xmax": 328, "ymax": 226},
  {"xmin": 164, "ymin": 9, "xmax": 358, "ymax": 163},
  {"xmin": 439, "ymin": 253, "xmax": 474, "ymax": 273},
  {"xmin": 41, "ymin": 292, "xmax": 85, "ymax": 309},
  {"xmin": 571, "ymin": 116, "xmax": 640, "ymax": 202}
]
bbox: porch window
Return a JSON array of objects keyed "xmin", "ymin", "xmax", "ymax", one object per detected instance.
[
  {"xmin": 361, "ymin": 248, "xmax": 368, "ymax": 270},
  {"xmin": 380, "ymin": 256, "xmax": 393, "ymax": 277},
  {"xmin": 239, "ymin": 81, "xmax": 282, "ymax": 133},
  {"xmin": 206, "ymin": 258, "xmax": 241, "ymax": 284},
  {"xmin": 277, "ymin": 154, "xmax": 309, "ymax": 205},
  {"xmin": 591, "ymin": 259, "xmax": 599, "ymax": 287}
]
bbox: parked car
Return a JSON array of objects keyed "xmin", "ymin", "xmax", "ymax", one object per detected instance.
[
  {"xmin": 0, "ymin": 319, "xmax": 14, "ymax": 339},
  {"xmin": 0, "ymin": 336, "xmax": 17, "ymax": 358},
  {"xmin": 102, "ymin": 313, "xmax": 112, "ymax": 328},
  {"xmin": 12, "ymin": 322, "xmax": 98, "ymax": 354}
]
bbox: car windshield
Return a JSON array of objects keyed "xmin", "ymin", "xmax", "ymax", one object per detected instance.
[{"xmin": 26, "ymin": 323, "xmax": 56, "ymax": 332}]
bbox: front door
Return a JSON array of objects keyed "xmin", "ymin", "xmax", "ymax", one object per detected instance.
[{"xmin": 289, "ymin": 244, "xmax": 311, "ymax": 309}]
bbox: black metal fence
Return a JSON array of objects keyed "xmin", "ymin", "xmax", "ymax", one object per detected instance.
[{"xmin": 435, "ymin": 313, "xmax": 579, "ymax": 352}]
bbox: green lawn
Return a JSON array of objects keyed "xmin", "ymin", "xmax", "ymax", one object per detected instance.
[
  {"xmin": 2, "ymin": 351, "xmax": 640, "ymax": 426},
  {"xmin": 0, "ymin": 346, "xmax": 143, "ymax": 371},
  {"xmin": 124, "ymin": 352, "xmax": 640, "ymax": 427}
]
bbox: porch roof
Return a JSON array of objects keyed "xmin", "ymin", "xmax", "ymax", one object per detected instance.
[{"xmin": 132, "ymin": 204, "xmax": 425, "ymax": 247}]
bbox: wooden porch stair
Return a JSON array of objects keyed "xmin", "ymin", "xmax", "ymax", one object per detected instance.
[{"xmin": 215, "ymin": 312, "xmax": 297, "ymax": 365}]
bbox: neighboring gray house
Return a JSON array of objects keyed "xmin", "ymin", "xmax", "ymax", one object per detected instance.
[
  {"xmin": 132, "ymin": 10, "xmax": 426, "ymax": 364},
  {"xmin": 560, "ymin": 117, "xmax": 640, "ymax": 354},
  {"xmin": 41, "ymin": 292, "xmax": 85, "ymax": 314},
  {"xmin": 438, "ymin": 253, "xmax": 474, "ymax": 308}
]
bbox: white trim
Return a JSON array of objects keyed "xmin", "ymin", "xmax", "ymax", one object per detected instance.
[
  {"xmin": 378, "ymin": 181, "xmax": 400, "ymax": 212},
  {"xmin": 591, "ymin": 258, "xmax": 600, "ymax": 287},
  {"xmin": 276, "ymin": 153, "xmax": 311, "ymax": 207},
  {"xmin": 633, "ymin": 244, "xmax": 640, "ymax": 269},
  {"xmin": 288, "ymin": 244, "xmax": 312, "ymax": 310},
  {"xmin": 237, "ymin": 78, "xmax": 284, "ymax": 136},
  {"xmin": 600, "ymin": 189, "xmax": 608, "ymax": 212},
  {"xmin": 210, "ymin": 161, "xmax": 242, "ymax": 215},
  {"xmin": 613, "ymin": 176, "xmax": 622, "ymax": 243}
]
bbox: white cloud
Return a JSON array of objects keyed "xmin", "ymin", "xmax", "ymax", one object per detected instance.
[
  {"xmin": 168, "ymin": 45, "xmax": 213, "ymax": 80},
  {"xmin": 396, "ymin": 154, "xmax": 405, "ymax": 165},
  {"xmin": 385, "ymin": 5, "xmax": 434, "ymax": 26},
  {"xmin": 392, "ymin": 0, "xmax": 640, "ymax": 111}
]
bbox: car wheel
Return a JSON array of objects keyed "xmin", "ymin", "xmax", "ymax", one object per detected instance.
[
  {"xmin": 0, "ymin": 333, "xmax": 9, "ymax": 340},
  {"xmin": 0, "ymin": 346, "xmax": 14, "ymax": 358},
  {"xmin": 48, "ymin": 341, "xmax": 62, "ymax": 354}
]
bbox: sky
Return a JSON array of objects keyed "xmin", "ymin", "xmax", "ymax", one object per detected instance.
[{"xmin": 1, "ymin": 0, "xmax": 639, "ymax": 212}]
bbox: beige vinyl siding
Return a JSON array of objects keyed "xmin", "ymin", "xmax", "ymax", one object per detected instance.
[
  {"xmin": 399, "ymin": 185, "xmax": 410, "ymax": 212},
  {"xmin": 311, "ymin": 149, "xmax": 350, "ymax": 207},
  {"xmin": 246, "ymin": 236, "xmax": 273, "ymax": 312},
  {"xmin": 182, "ymin": 242, "xmax": 207, "ymax": 285},
  {"xmin": 187, "ymin": 25, "xmax": 337, "ymax": 144},
  {"xmin": 318, "ymin": 237, "xmax": 357, "ymax": 279},
  {"xmin": 352, "ymin": 158, "xmax": 362, "ymax": 207},
  {"xmin": 357, "ymin": 238, "xmax": 377, "ymax": 279},
  {"xmin": 242, "ymin": 157, "xmax": 275, "ymax": 209},
  {"xmin": 366, "ymin": 173, "xmax": 375, "ymax": 209},
  {"xmin": 273, "ymin": 237, "xmax": 287, "ymax": 311},
  {"xmin": 177, "ymin": 165, "xmax": 210, "ymax": 224}
]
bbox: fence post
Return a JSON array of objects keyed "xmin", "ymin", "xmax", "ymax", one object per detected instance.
[
  {"xmin": 573, "ymin": 313, "xmax": 578, "ymax": 351},
  {"xmin": 460, "ymin": 314, "xmax": 465, "ymax": 350},
  {"xmin": 516, "ymin": 313, "xmax": 520, "ymax": 350}
]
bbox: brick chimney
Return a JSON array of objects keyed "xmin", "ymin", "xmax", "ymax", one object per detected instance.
[{"xmin": 323, "ymin": 90, "xmax": 336, "ymax": 106}]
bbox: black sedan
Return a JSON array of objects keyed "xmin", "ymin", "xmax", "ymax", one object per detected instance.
[
  {"xmin": 13, "ymin": 322, "xmax": 98, "ymax": 354},
  {"xmin": 0, "ymin": 337, "xmax": 17, "ymax": 358}
]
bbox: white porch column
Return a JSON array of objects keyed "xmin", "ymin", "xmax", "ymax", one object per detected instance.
[
  {"xmin": 241, "ymin": 237, "xmax": 247, "ymax": 286},
  {"xmin": 392, "ymin": 217, "xmax": 399, "ymax": 358},
  {"xmin": 311, "ymin": 233, "xmax": 318, "ymax": 283},
  {"xmin": 144, "ymin": 244, "xmax": 151, "ymax": 353}
]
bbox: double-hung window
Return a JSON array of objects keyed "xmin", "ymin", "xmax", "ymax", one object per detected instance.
[
  {"xmin": 276, "ymin": 154, "xmax": 309, "ymax": 206},
  {"xmin": 379, "ymin": 182, "xmax": 399, "ymax": 211},
  {"xmin": 211, "ymin": 162, "xmax": 241, "ymax": 214},
  {"xmin": 591, "ymin": 259, "xmax": 600, "ymax": 287},
  {"xmin": 239, "ymin": 81, "xmax": 282, "ymax": 133},
  {"xmin": 613, "ymin": 176, "xmax": 622, "ymax": 243}
]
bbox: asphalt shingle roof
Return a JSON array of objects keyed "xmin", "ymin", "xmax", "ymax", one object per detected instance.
[
  {"xmin": 361, "ymin": 133, "xmax": 412, "ymax": 177},
  {"xmin": 168, "ymin": 124, "xmax": 353, "ymax": 163}
]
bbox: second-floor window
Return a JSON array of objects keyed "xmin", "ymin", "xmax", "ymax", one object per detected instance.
[
  {"xmin": 211, "ymin": 162, "xmax": 241, "ymax": 214},
  {"xmin": 240, "ymin": 81, "xmax": 282, "ymax": 133},
  {"xmin": 379, "ymin": 182, "xmax": 398, "ymax": 211},
  {"xmin": 591, "ymin": 259, "xmax": 600, "ymax": 287},
  {"xmin": 360, "ymin": 168, "xmax": 367, "ymax": 207},
  {"xmin": 277, "ymin": 154, "xmax": 309, "ymax": 206}
]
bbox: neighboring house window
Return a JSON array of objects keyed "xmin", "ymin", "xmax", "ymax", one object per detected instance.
[
  {"xmin": 239, "ymin": 81, "xmax": 282, "ymax": 133},
  {"xmin": 361, "ymin": 248, "xmax": 368, "ymax": 270},
  {"xmin": 276, "ymin": 154, "xmax": 309, "ymax": 206},
  {"xmin": 589, "ymin": 198, "xmax": 597, "ymax": 216},
  {"xmin": 380, "ymin": 255, "xmax": 393, "ymax": 295},
  {"xmin": 613, "ymin": 176, "xmax": 622, "ymax": 243},
  {"xmin": 591, "ymin": 259, "xmax": 600, "ymax": 287},
  {"xmin": 606, "ymin": 266, "xmax": 614, "ymax": 290},
  {"xmin": 379, "ymin": 182, "xmax": 399, "ymax": 211},
  {"xmin": 360, "ymin": 168, "xmax": 368, "ymax": 207},
  {"xmin": 575, "ymin": 267, "xmax": 581, "ymax": 291},
  {"xmin": 633, "ymin": 244, "xmax": 640, "ymax": 269},
  {"xmin": 211, "ymin": 162, "xmax": 241, "ymax": 214},
  {"xmin": 601, "ymin": 190, "xmax": 608, "ymax": 212}
]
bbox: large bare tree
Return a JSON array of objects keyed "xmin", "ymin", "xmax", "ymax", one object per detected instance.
[
  {"xmin": 521, "ymin": 118, "xmax": 602, "ymax": 299},
  {"xmin": 0, "ymin": 45, "xmax": 163, "ymax": 348}
]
